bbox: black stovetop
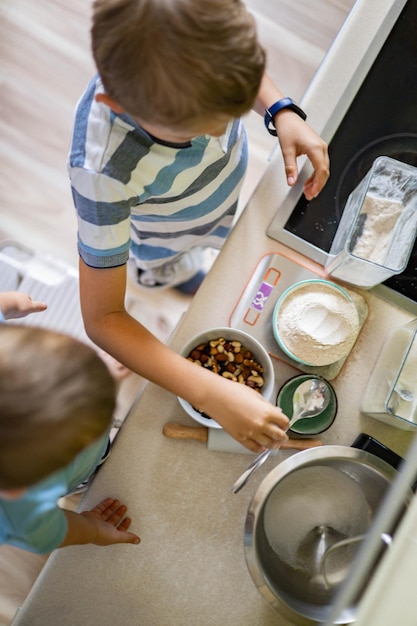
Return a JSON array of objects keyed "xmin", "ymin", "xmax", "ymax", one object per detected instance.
[{"xmin": 284, "ymin": 0, "xmax": 417, "ymax": 305}]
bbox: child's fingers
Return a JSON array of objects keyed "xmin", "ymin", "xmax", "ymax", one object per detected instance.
[
  {"xmin": 117, "ymin": 516, "xmax": 132, "ymax": 531},
  {"xmin": 91, "ymin": 497, "xmax": 118, "ymax": 515},
  {"xmin": 106, "ymin": 504, "xmax": 128, "ymax": 525},
  {"xmin": 91, "ymin": 498, "xmax": 128, "ymax": 524},
  {"xmin": 303, "ymin": 168, "xmax": 328, "ymax": 200},
  {"xmin": 30, "ymin": 300, "xmax": 48, "ymax": 313},
  {"xmin": 98, "ymin": 500, "xmax": 136, "ymax": 531},
  {"xmin": 82, "ymin": 499, "xmax": 140, "ymax": 545},
  {"xmin": 115, "ymin": 529, "xmax": 141, "ymax": 545}
]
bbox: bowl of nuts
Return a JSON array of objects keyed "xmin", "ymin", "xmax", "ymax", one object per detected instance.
[{"xmin": 178, "ymin": 327, "xmax": 275, "ymax": 428}]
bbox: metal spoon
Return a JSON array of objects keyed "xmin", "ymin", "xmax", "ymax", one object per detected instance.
[
  {"xmin": 319, "ymin": 531, "xmax": 392, "ymax": 589},
  {"xmin": 231, "ymin": 378, "xmax": 330, "ymax": 494}
]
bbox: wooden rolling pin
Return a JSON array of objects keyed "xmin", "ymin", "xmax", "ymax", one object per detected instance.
[{"xmin": 163, "ymin": 422, "xmax": 322, "ymax": 454}]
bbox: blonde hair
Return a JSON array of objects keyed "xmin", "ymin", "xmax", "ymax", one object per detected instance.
[
  {"xmin": 91, "ymin": 0, "xmax": 265, "ymax": 128},
  {"xmin": 0, "ymin": 326, "xmax": 116, "ymax": 489}
]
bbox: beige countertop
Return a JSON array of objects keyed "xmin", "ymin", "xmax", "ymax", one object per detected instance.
[{"xmin": 12, "ymin": 142, "xmax": 415, "ymax": 626}]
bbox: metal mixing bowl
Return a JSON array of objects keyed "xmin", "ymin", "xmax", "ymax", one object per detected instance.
[{"xmin": 244, "ymin": 445, "xmax": 410, "ymax": 625}]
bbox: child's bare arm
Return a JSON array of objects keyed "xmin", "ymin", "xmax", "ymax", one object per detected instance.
[
  {"xmin": 59, "ymin": 498, "xmax": 140, "ymax": 548},
  {"xmin": 79, "ymin": 260, "xmax": 289, "ymax": 453},
  {"xmin": 254, "ymin": 73, "xmax": 330, "ymax": 201},
  {"xmin": 0, "ymin": 291, "xmax": 47, "ymax": 320}
]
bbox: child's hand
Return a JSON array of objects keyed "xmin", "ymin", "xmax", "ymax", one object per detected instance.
[
  {"xmin": 80, "ymin": 498, "xmax": 140, "ymax": 546},
  {"xmin": 0, "ymin": 291, "xmax": 47, "ymax": 320},
  {"xmin": 200, "ymin": 375, "xmax": 290, "ymax": 453},
  {"xmin": 274, "ymin": 110, "xmax": 330, "ymax": 201}
]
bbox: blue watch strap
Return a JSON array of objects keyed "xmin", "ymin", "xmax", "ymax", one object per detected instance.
[{"xmin": 264, "ymin": 98, "xmax": 307, "ymax": 136}]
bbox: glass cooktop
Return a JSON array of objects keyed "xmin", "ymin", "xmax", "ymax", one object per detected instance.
[{"xmin": 268, "ymin": 0, "xmax": 417, "ymax": 313}]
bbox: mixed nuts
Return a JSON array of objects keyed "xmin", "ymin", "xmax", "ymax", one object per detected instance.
[{"xmin": 186, "ymin": 337, "xmax": 265, "ymax": 391}]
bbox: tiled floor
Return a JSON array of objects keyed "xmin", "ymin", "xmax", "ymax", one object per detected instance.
[{"xmin": 0, "ymin": 1, "xmax": 355, "ymax": 623}]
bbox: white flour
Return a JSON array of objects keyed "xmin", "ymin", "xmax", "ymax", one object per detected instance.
[
  {"xmin": 277, "ymin": 283, "xmax": 359, "ymax": 366},
  {"xmin": 352, "ymin": 193, "xmax": 403, "ymax": 265},
  {"xmin": 264, "ymin": 466, "xmax": 370, "ymax": 571}
]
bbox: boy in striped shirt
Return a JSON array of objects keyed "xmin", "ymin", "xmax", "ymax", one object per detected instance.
[{"xmin": 68, "ymin": 0, "xmax": 329, "ymax": 451}]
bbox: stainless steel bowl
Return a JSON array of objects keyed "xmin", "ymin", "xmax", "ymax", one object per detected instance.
[{"xmin": 244, "ymin": 445, "xmax": 410, "ymax": 625}]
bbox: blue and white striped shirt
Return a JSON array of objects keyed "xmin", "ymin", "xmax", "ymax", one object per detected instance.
[{"xmin": 68, "ymin": 76, "xmax": 248, "ymax": 270}]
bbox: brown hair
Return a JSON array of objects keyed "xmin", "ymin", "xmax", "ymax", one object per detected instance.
[
  {"xmin": 0, "ymin": 325, "xmax": 116, "ymax": 489},
  {"xmin": 91, "ymin": 0, "xmax": 265, "ymax": 129}
]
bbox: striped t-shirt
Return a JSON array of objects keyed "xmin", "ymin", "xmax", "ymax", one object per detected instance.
[{"xmin": 68, "ymin": 76, "xmax": 248, "ymax": 271}]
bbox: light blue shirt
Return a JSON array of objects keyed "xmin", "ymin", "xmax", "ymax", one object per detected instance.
[{"xmin": 0, "ymin": 434, "xmax": 108, "ymax": 554}]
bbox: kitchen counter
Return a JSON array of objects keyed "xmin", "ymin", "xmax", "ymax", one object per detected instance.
[{"xmin": 13, "ymin": 137, "xmax": 415, "ymax": 626}]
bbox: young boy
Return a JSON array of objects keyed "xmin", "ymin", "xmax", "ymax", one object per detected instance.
[
  {"xmin": 0, "ymin": 325, "xmax": 140, "ymax": 553},
  {"xmin": 68, "ymin": 0, "xmax": 329, "ymax": 453}
]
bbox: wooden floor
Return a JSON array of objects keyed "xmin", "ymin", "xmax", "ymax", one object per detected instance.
[{"xmin": 0, "ymin": 0, "xmax": 354, "ymax": 623}]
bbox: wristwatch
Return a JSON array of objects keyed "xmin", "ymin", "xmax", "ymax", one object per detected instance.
[{"xmin": 264, "ymin": 98, "xmax": 307, "ymax": 136}]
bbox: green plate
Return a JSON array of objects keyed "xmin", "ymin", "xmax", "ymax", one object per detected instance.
[{"xmin": 276, "ymin": 374, "xmax": 337, "ymax": 435}]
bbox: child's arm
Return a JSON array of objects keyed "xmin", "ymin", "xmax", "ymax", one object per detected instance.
[
  {"xmin": 59, "ymin": 498, "xmax": 140, "ymax": 548},
  {"xmin": 79, "ymin": 260, "xmax": 289, "ymax": 453},
  {"xmin": 254, "ymin": 73, "xmax": 330, "ymax": 201},
  {"xmin": 0, "ymin": 291, "xmax": 47, "ymax": 320}
]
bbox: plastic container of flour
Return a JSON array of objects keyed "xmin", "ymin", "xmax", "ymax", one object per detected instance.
[
  {"xmin": 361, "ymin": 318, "xmax": 417, "ymax": 430},
  {"xmin": 325, "ymin": 156, "xmax": 417, "ymax": 289}
]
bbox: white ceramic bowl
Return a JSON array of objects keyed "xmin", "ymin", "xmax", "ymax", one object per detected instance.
[
  {"xmin": 273, "ymin": 279, "xmax": 359, "ymax": 367},
  {"xmin": 178, "ymin": 327, "xmax": 275, "ymax": 428}
]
